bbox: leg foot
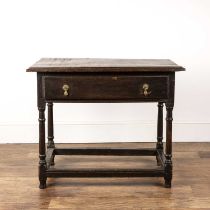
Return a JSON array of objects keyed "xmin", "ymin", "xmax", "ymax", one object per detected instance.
[
  {"xmin": 164, "ymin": 154, "xmax": 172, "ymax": 188},
  {"xmin": 39, "ymin": 181, "xmax": 47, "ymax": 189},
  {"xmin": 164, "ymin": 180, "xmax": 171, "ymax": 188}
]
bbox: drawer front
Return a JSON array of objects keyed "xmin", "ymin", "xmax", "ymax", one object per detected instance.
[{"xmin": 43, "ymin": 75, "xmax": 169, "ymax": 101}]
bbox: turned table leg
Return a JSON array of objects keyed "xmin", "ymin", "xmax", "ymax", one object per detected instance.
[
  {"xmin": 164, "ymin": 103, "xmax": 173, "ymax": 188},
  {"xmin": 38, "ymin": 104, "xmax": 47, "ymax": 189},
  {"xmin": 47, "ymin": 102, "xmax": 55, "ymax": 165},
  {"xmin": 156, "ymin": 102, "xmax": 163, "ymax": 166}
]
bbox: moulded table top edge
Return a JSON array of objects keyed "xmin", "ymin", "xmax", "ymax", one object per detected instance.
[{"xmin": 26, "ymin": 58, "xmax": 185, "ymax": 72}]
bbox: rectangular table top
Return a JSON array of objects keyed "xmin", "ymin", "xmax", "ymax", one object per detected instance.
[{"xmin": 27, "ymin": 58, "xmax": 185, "ymax": 73}]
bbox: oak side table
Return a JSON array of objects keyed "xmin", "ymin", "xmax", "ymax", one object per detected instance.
[{"xmin": 27, "ymin": 58, "xmax": 185, "ymax": 189}]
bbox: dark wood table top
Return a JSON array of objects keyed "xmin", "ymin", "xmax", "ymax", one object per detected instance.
[{"xmin": 27, "ymin": 58, "xmax": 185, "ymax": 73}]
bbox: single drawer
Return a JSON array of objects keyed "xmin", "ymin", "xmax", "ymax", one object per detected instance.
[{"xmin": 43, "ymin": 75, "xmax": 169, "ymax": 101}]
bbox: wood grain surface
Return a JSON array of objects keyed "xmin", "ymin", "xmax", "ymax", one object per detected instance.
[
  {"xmin": 0, "ymin": 142, "xmax": 210, "ymax": 210},
  {"xmin": 27, "ymin": 58, "xmax": 185, "ymax": 72}
]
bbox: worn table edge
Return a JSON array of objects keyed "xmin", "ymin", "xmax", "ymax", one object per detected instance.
[{"xmin": 26, "ymin": 58, "xmax": 185, "ymax": 72}]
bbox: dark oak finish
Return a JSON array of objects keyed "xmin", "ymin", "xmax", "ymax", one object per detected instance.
[
  {"xmin": 38, "ymin": 105, "xmax": 47, "ymax": 189},
  {"xmin": 27, "ymin": 58, "xmax": 184, "ymax": 189},
  {"xmin": 46, "ymin": 168, "xmax": 164, "ymax": 178},
  {"xmin": 47, "ymin": 102, "xmax": 55, "ymax": 149},
  {"xmin": 47, "ymin": 102, "xmax": 55, "ymax": 166},
  {"xmin": 53, "ymin": 147, "xmax": 157, "ymax": 156},
  {"xmin": 157, "ymin": 102, "xmax": 164, "ymax": 150},
  {"xmin": 43, "ymin": 75, "xmax": 168, "ymax": 101},
  {"xmin": 156, "ymin": 102, "xmax": 164, "ymax": 166}
]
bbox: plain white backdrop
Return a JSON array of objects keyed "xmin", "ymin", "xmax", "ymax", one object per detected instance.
[{"xmin": 0, "ymin": 0, "xmax": 210, "ymax": 143}]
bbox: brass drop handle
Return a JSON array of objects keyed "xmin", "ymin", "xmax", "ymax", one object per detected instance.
[
  {"xmin": 62, "ymin": 84, "xmax": 70, "ymax": 96},
  {"xmin": 142, "ymin": 83, "xmax": 151, "ymax": 96}
]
